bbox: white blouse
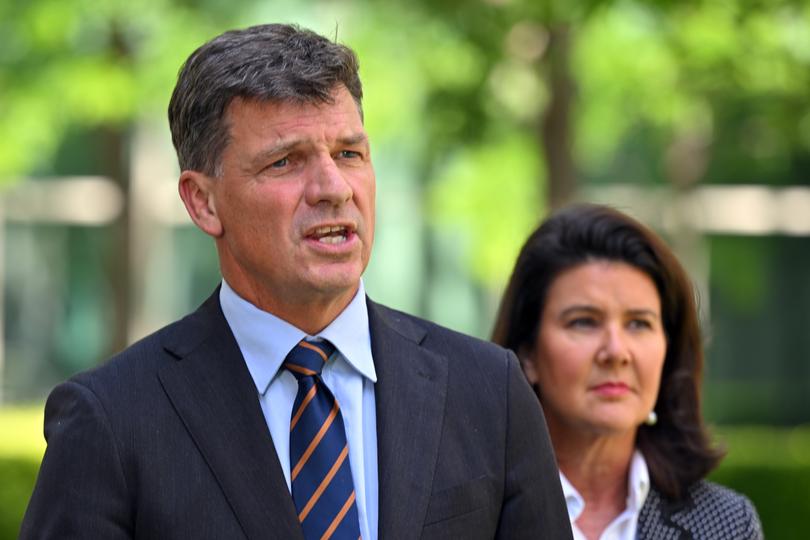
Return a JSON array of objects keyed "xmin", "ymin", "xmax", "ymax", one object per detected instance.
[{"xmin": 559, "ymin": 450, "xmax": 651, "ymax": 540}]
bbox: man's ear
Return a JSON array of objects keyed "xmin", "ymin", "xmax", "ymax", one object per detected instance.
[{"xmin": 178, "ymin": 171, "xmax": 223, "ymax": 237}]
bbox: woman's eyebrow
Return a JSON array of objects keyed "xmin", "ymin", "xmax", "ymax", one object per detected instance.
[
  {"xmin": 626, "ymin": 308, "xmax": 661, "ymax": 320},
  {"xmin": 559, "ymin": 305, "xmax": 600, "ymax": 317}
]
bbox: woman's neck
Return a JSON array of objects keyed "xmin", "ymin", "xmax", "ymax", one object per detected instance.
[{"xmin": 554, "ymin": 430, "xmax": 636, "ymax": 540}]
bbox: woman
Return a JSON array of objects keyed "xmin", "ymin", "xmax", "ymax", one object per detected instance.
[{"xmin": 492, "ymin": 204, "xmax": 762, "ymax": 540}]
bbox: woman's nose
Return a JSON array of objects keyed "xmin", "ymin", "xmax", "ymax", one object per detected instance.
[{"xmin": 596, "ymin": 325, "xmax": 631, "ymax": 365}]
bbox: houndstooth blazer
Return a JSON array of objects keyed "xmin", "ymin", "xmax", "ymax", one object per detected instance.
[{"xmin": 637, "ymin": 480, "xmax": 763, "ymax": 539}]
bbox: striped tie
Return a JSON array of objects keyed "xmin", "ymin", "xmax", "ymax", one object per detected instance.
[{"xmin": 284, "ymin": 339, "xmax": 361, "ymax": 540}]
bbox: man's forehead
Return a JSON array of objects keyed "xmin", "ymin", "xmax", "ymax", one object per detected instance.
[
  {"xmin": 220, "ymin": 96, "xmax": 368, "ymax": 170},
  {"xmin": 225, "ymin": 91, "xmax": 363, "ymax": 137},
  {"xmin": 228, "ymin": 94, "xmax": 329, "ymax": 113},
  {"xmin": 227, "ymin": 83, "xmax": 359, "ymax": 116}
]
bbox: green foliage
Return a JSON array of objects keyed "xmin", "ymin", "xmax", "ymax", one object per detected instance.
[
  {"xmin": 717, "ymin": 425, "xmax": 810, "ymax": 467},
  {"xmin": 350, "ymin": 7, "xmax": 487, "ymax": 145},
  {"xmin": 0, "ymin": 457, "xmax": 39, "ymax": 539},
  {"xmin": 573, "ymin": 2, "xmax": 699, "ymax": 181},
  {"xmin": 0, "ymin": 406, "xmax": 45, "ymax": 458},
  {"xmin": 572, "ymin": 0, "xmax": 810, "ymax": 186},
  {"xmin": 0, "ymin": 405, "xmax": 44, "ymax": 540},
  {"xmin": 0, "ymin": 0, "xmax": 244, "ymax": 182},
  {"xmin": 704, "ymin": 235, "xmax": 810, "ymax": 425},
  {"xmin": 712, "ymin": 464, "xmax": 810, "ymax": 540},
  {"xmin": 709, "ymin": 236, "xmax": 769, "ymax": 313},
  {"xmin": 712, "ymin": 425, "xmax": 810, "ymax": 540},
  {"xmin": 388, "ymin": 0, "xmax": 809, "ymax": 295},
  {"xmin": 7, "ymin": 0, "xmax": 807, "ymax": 285},
  {"xmin": 429, "ymin": 133, "xmax": 544, "ymax": 287}
]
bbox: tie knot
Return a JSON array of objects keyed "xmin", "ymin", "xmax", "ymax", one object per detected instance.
[{"xmin": 283, "ymin": 339, "xmax": 335, "ymax": 379}]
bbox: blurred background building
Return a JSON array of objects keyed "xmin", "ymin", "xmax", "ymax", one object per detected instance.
[{"xmin": 2, "ymin": 0, "xmax": 809, "ymax": 424}]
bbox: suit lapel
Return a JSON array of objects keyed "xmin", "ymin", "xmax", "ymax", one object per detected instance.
[
  {"xmin": 157, "ymin": 291, "xmax": 304, "ymax": 540},
  {"xmin": 368, "ymin": 301, "xmax": 449, "ymax": 540}
]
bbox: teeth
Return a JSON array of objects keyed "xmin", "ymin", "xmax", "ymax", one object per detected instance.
[
  {"xmin": 314, "ymin": 225, "xmax": 347, "ymax": 235},
  {"xmin": 318, "ymin": 235, "xmax": 346, "ymax": 244},
  {"xmin": 313, "ymin": 225, "xmax": 348, "ymax": 244}
]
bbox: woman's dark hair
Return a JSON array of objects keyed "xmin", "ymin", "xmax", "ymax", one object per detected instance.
[{"xmin": 492, "ymin": 203, "xmax": 723, "ymax": 500}]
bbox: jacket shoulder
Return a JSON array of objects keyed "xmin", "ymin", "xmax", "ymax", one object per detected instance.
[
  {"xmin": 368, "ymin": 300, "xmax": 511, "ymax": 360},
  {"xmin": 639, "ymin": 480, "xmax": 763, "ymax": 540},
  {"xmin": 688, "ymin": 481, "xmax": 763, "ymax": 538},
  {"xmin": 72, "ymin": 316, "xmax": 188, "ymax": 384},
  {"xmin": 70, "ymin": 291, "xmax": 223, "ymax": 392}
]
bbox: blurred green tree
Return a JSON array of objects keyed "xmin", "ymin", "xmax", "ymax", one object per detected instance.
[
  {"xmin": 0, "ymin": 0, "xmax": 247, "ymax": 355},
  {"xmin": 356, "ymin": 1, "xmax": 810, "ymax": 424},
  {"xmin": 367, "ymin": 0, "xmax": 810, "ymax": 288}
]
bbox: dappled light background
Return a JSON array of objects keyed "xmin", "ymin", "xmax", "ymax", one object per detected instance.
[{"xmin": 2, "ymin": 0, "xmax": 810, "ymax": 538}]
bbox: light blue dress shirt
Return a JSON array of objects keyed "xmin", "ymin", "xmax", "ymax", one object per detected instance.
[{"xmin": 219, "ymin": 279, "xmax": 379, "ymax": 540}]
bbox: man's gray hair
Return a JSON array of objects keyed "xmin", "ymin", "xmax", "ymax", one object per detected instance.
[{"xmin": 168, "ymin": 24, "xmax": 363, "ymax": 176}]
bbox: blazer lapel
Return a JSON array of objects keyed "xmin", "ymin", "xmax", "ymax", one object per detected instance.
[
  {"xmin": 638, "ymin": 486, "xmax": 694, "ymax": 540},
  {"xmin": 368, "ymin": 300, "xmax": 449, "ymax": 540},
  {"xmin": 157, "ymin": 291, "xmax": 304, "ymax": 540}
]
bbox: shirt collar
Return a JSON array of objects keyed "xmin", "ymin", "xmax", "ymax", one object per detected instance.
[
  {"xmin": 558, "ymin": 449, "xmax": 650, "ymax": 521},
  {"xmin": 559, "ymin": 468, "xmax": 584, "ymax": 521},
  {"xmin": 317, "ymin": 280, "xmax": 377, "ymax": 384},
  {"xmin": 627, "ymin": 449, "xmax": 650, "ymax": 511},
  {"xmin": 219, "ymin": 279, "xmax": 376, "ymax": 396}
]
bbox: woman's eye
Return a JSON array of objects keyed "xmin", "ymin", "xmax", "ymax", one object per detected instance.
[
  {"xmin": 628, "ymin": 319, "xmax": 652, "ymax": 330},
  {"xmin": 568, "ymin": 317, "xmax": 597, "ymax": 329}
]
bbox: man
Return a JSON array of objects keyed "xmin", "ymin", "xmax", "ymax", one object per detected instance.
[{"xmin": 21, "ymin": 24, "xmax": 571, "ymax": 539}]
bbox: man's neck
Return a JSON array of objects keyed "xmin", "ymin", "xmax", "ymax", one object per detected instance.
[{"xmin": 223, "ymin": 278, "xmax": 360, "ymax": 335}]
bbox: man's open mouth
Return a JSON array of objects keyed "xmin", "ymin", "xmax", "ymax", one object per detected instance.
[{"xmin": 311, "ymin": 225, "xmax": 350, "ymax": 244}]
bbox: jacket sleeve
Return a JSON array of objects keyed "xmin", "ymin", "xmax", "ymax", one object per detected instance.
[
  {"xmin": 740, "ymin": 493, "xmax": 764, "ymax": 540},
  {"xmin": 495, "ymin": 351, "xmax": 573, "ymax": 540},
  {"xmin": 19, "ymin": 380, "xmax": 133, "ymax": 539}
]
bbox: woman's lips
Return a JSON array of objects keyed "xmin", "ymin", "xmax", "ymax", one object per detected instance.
[{"xmin": 590, "ymin": 382, "xmax": 630, "ymax": 398}]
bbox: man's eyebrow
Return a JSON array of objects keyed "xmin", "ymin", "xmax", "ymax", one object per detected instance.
[
  {"xmin": 338, "ymin": 132, "xmax": 369, "ymax": 146},
  {"xmin": 246, "ymin": 138, "xmax": 305, "ymax": 170},
  {"xmin": 251, "ymin": 132, "xmax": 368, "ymax": 163},
  {"xmin": 245, "ymin": 132, "xmax": 370, "ymax": 172}
]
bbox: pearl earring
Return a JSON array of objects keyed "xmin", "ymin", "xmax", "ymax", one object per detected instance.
[{"xmin": 645, "ymin": 411, "xmax": 658, "ymax": 426}]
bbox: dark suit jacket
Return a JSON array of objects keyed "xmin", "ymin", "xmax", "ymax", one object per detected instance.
[
  {"xmin": 20, "ymin": 291, "xmax": 572, "ymax": 539},
  {"xmin": 637, "ymin": 481, "xmax": 763, "ymax": 540}
]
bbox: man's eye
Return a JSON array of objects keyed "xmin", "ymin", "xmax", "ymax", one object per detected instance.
[
  {"xmin": 269, "ymin": 157, "xmax": 289, "ymax": 169},
  {"xmin": 339, "ymin": 150, "xmax": 361, "ymax": 159}
]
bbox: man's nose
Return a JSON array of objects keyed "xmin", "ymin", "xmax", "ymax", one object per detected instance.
[{"xmin": 306, "ymin": 153, "xmax": 353, "ymax": 206}]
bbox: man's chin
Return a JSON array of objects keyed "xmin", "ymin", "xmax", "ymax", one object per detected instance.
[{"xmin": 306, "ymin": 270, "xmax": 363, "ymax": 299}]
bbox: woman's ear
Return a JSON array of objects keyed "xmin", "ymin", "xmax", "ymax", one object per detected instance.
[
  {"xmin": 518, "ymin": 346, "xmax": 539, "ymax": 386},
  {"xmin": 178, "ymin": 171, "xmax": 223, "ymax": 237}
]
